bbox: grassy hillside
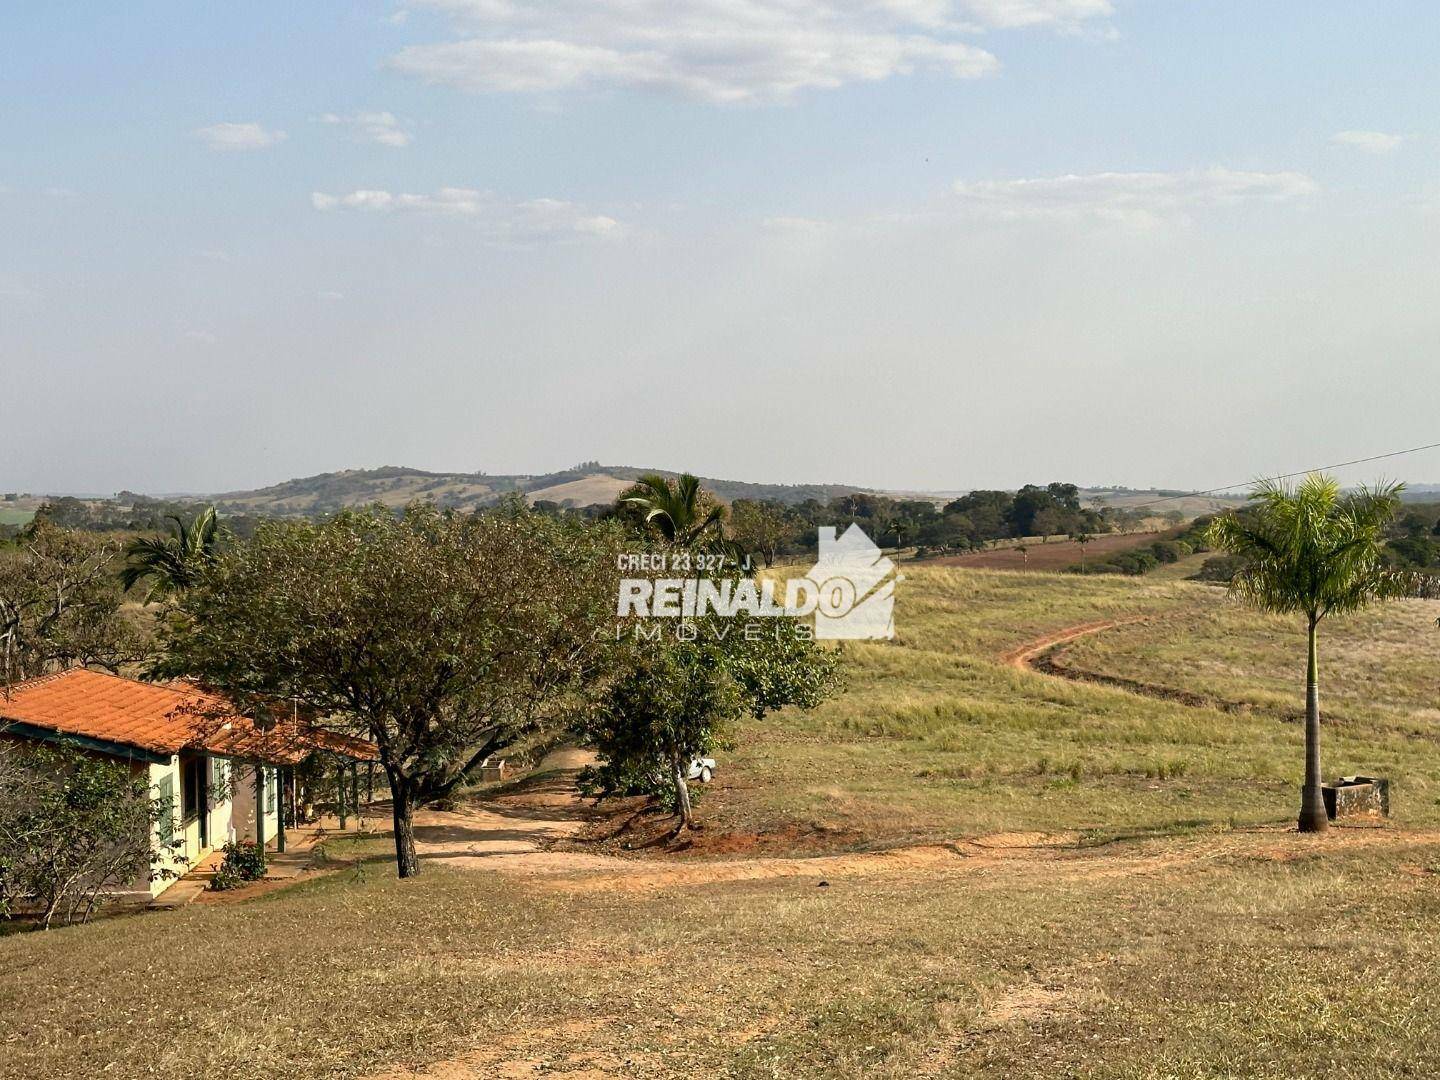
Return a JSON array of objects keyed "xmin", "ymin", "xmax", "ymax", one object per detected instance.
[
  {"xmin": 209, "ymin": 464, "xmax": 864, "ymax": 516},
  {"xmin": 697, "ymin": 564, "xmax": 1440, "ymax": 847},
  {"xmin": 6, "ymin": 564, "xmax": 1440, "ymax": 1077}
]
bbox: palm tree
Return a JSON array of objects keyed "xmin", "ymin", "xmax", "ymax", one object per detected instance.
[
  {"xmin": 620, "ymin": 474, "xmax": 725, "ymax": 547},
  {"xmin": 1016, "ymin": 543, "xmax": 1029, "ymax": 565},
  {"xmin": 887, "ymin": 517, "xmax": 911, "ymax": 551},
  {"xmin": 119, "ymin": 506, "xmax": 221, "ymax": 601},
  {"xmin": 1070, "ymin": 531, "xmax": 1093, "ymax": 567},
  {"xmin": 1207, "ymin": 475, "xmax": 1410, "ymax": 833}
]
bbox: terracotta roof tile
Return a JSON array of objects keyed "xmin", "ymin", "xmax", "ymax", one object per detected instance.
[{"xmin": 0, "ymin": 669, "xmax": 378, "ymax": 764}]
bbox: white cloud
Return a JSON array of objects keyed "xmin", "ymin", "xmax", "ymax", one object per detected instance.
[
  {"xmin": 311, "ymin": 187, "xmax": 623, "ymax": 242},
  {"xmin": 194, "ymin": 122, "xmax": 287, "ymax": 151},
  {"xmin": 389, "ymin": 0, "xmax": 1011, "ymax": 103},
  {"xmin": 1330, "ymin": 130, "xmax": 1404, "ymax": 155},
  {"xmin": 318, "ymin": 111, "xmax": 413, "ymax": 148},
  {"xmin": 762, "ymin": 215, "xmax": 835, "ymax": 233},
  {"xmin": 317, "ymin": 290, "xmax": 346, "ymax": 301},
  {"xmin": 182, "ymin": 330, "xmax": 219, "ymax": 345},
  {"xmin": 951, "ymin": 167, "xmax": 1319, "ymax": 228},
  {"xmin": 958, "ymin": 0, "xmax": 1113, "ymax": 29}
]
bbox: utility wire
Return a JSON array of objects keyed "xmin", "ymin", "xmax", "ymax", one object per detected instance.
[{"xmin": 1111, "ymin": 439, "xmax": 1440, "ymax": 512}]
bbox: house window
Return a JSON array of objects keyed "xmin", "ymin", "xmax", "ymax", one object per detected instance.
[
  {"xmin": 155, "ymin": 773, "xmax": 175, "ymax": 844},
  {"xmin": 265, "ymin": 768, "xmax": 277, "ymax": 814},
  {"xmin": 211, "ymin": 757, "xmax": 227, "ymax": 798},
  {"xmin": 181, "ymin": 757, "xmax": 203, "ymax": 822}
]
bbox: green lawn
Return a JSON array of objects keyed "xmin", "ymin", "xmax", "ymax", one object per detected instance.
[{"xmin": 0, "ymin": 508, "xmax": 35, "ymax": 527}]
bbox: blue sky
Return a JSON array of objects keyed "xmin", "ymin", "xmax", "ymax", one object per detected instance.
[{"xmin": 5, "ymin": 2, "xmax": 1440, "ymax": 494}]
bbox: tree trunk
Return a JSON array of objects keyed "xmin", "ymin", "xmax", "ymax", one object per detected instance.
[
  {"xmin": 1298, "ymin": 616, "xmax": 1329, "ymax": 833},
  {"xmin": 388, "ymin": 770, "xmax": 421, "ymax": 877},
  {"xmin": 671, "ymin": 755, "xmax": 694, "ymax": 831}
]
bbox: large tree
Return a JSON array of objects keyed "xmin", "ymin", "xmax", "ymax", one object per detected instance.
[
  {"xmin": 1207, "ymin": 475, "xmax": 1411, "ymax": 833},
  {"xmin": 0, "ymin": 521, "xmax": 148, "ymax": 689},
  {"xmin": 158, "ymin": 503, "xmax": 626, "ymax": 876},
  {"xmin": 727, "ymin": 499, "xmax": 799, "ymax": 568}
]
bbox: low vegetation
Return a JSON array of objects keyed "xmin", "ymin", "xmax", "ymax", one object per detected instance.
[
  {"xmin": 6, "ymin": 471, "xmax": 1440, "ymax": 1074},
  {"xmin": 0, "ymin": 744, "xmax": 182, "ymax": 928}
]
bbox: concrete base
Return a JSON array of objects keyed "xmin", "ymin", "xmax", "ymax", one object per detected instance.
[{"xmin": 1323, "ymin": 776, "xmax": 1390, "ymax": 821}]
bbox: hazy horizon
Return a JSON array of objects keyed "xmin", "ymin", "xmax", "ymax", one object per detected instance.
[
  {"xmin": 7, "ymin": 3, "xmax": 1440, "ymax": 495},
  {"xmin": 15, "ymin": 458, "xmax": 1440, "ymax": 503}
]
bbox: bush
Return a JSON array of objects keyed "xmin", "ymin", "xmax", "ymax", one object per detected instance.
[
  {"xmin": 0, "ymin": 743, "xmax": 183, "ymax": 927},
  {"xmin": 1150, "ymin": 540, "xmax": 1189, "ymax": 564},
  {"xmin": 209, "ymin": 840, "xmax": 266, "ymax": 891},
  {"xmin": 1067, "ymin": 561, "xmax": 1123, "ymax": 575},
  {"xmin": 1191, "ymin": 554, "xmax": 1248, "ymax": 583}
]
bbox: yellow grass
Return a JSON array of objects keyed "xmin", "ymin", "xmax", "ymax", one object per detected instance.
[{"xmin": 5, "ymin": 564, "xmax": 1440, "ymax": 1077}]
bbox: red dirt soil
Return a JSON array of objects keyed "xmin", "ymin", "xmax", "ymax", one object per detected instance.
[{"xmin": 925, "ymin": 531, "xmax": 1164, "ymax": 571}]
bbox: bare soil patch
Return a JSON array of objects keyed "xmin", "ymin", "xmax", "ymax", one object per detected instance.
[{"xmin": 926, "ymin": 531, "xmax": 1164, "ymax": 572}]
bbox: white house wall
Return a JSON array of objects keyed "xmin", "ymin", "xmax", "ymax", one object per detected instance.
[{"xmin": 228, "ymin": 761, "xmax": 281, "ymax": 848}]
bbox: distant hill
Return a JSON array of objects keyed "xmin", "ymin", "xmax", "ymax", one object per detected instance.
[
  {"xmin": 208, "ymin": 464, "xmax": 866, "ymax": 516},
  {"xmin": 1079, "ymin": 488, "xmax": 1249, "ymax": 515}
]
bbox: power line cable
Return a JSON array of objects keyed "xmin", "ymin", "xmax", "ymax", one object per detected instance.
[{"xmin": 1111, "ymin": 439, "xmax": 1440, "ymax": 511}]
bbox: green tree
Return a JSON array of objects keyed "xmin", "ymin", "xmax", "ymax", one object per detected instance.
[
  {"xmin": 728, "ymin": 500, "xmax": 798, "ymax": 568},
  {"xmin": 0, "ymin": 521, "xmax": 147, "ymax": 688},
  {"xmin": 119, "ymin": 506, "xmax": 221, "ymax": 601},
  {"xmin": 1206, "ymin": 475, "xmax": 1411, "ymax": 832},
  {"xmin": 158, "ymin": 503, "xmax": 626, "ymax": 877},
  {"xmin": 585, "ymin": 603, "xmax": 842, "ymax": 831},
  {"xmin": 0, "ymin": 743, "xmax": 183, "ymax": 928},
  {"xmin": 1069, "ymin": 531, "xmax": 1094, "ymax": 568},
  {"xmin": 620, "ymin": 473, "xmax": 725, "ymax": 546}
]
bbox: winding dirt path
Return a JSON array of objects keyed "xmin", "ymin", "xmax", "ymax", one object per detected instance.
[{"xmin": 999, "ymin": 618, "xmax": 1143, "ymax": 671}]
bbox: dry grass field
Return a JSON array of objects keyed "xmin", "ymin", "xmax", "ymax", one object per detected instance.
[
  {"xmin": 923, "ymin": 532, "xmax": 1166, "ymax": 572},
  {"xmin": 5, "ymin": 564, "xmax": 1440, "ymax": 1078}
]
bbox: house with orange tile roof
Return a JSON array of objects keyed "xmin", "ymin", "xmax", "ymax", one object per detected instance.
[{"xmin": 0, "ymin": 668, "xmax": 378, "ymax": 899}]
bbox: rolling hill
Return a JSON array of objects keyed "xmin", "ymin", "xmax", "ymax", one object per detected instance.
[{"xmin": 209, "ymin": 464, "xmax": 866, "ymax": 516}]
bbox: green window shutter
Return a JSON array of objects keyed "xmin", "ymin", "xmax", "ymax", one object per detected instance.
[
  {"xmin": 265, "ymin": 768, "xmax": 277, "ymax": 813},
  {"xmin": 155, "ymin": 773, "xmax": 175, "ymax": 844}
]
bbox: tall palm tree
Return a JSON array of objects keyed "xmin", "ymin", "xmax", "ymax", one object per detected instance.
[
  {"xmin": 119, "ymin": 506, "xmax": 221, "ymax": 601},
  {"xmin": 620, "ymin": 474, "xmax": 725, "ymax": 547},
  {"xmin": 1207, "ymin": 475, "xmax": 1410, "ymax": 833},
  {"xmin": 1070, "ymin": 531, "xmax": 1093, "ymax": 567}
]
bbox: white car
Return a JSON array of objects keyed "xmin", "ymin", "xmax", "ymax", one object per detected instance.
[{"xmin": 686, "ymin": 757, "xmax": 717, "ymax": 783}]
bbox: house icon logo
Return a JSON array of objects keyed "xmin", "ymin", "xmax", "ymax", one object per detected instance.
[{"xmin": 806, "ymin": 525, "xmax": 897, "ymax": 640}]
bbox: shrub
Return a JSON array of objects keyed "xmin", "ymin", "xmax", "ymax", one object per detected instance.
[
  {"xmin": 1150, "ymin": 540, "xmax": 1188, "ymax": 564},
  {"xmin": 1190, "ymin": 554, "xmax": 1248, "ymax": 583},
  {"xmin": 0, "ymin": 743, "xmax": 184, "ymax": 927},
  {"xmin": 209, "ymin": 840, "xmax": 266, "ymax": 891}
]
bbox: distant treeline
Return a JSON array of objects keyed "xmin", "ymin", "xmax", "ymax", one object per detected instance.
[
  {"xmin": 1066, "ymin": 501, "xmax": 1440, "ymax": 582},
  {"xmin": 18, "ymin": 482, "xmax": 1162, "ymax": 562},
  {"xmin": 24, "ymin": 496, "xmax": 268, "ymax": 540},
  {"xmin": 693, "ymin": 483, "xmax": 1160, "ymax": 565}
]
